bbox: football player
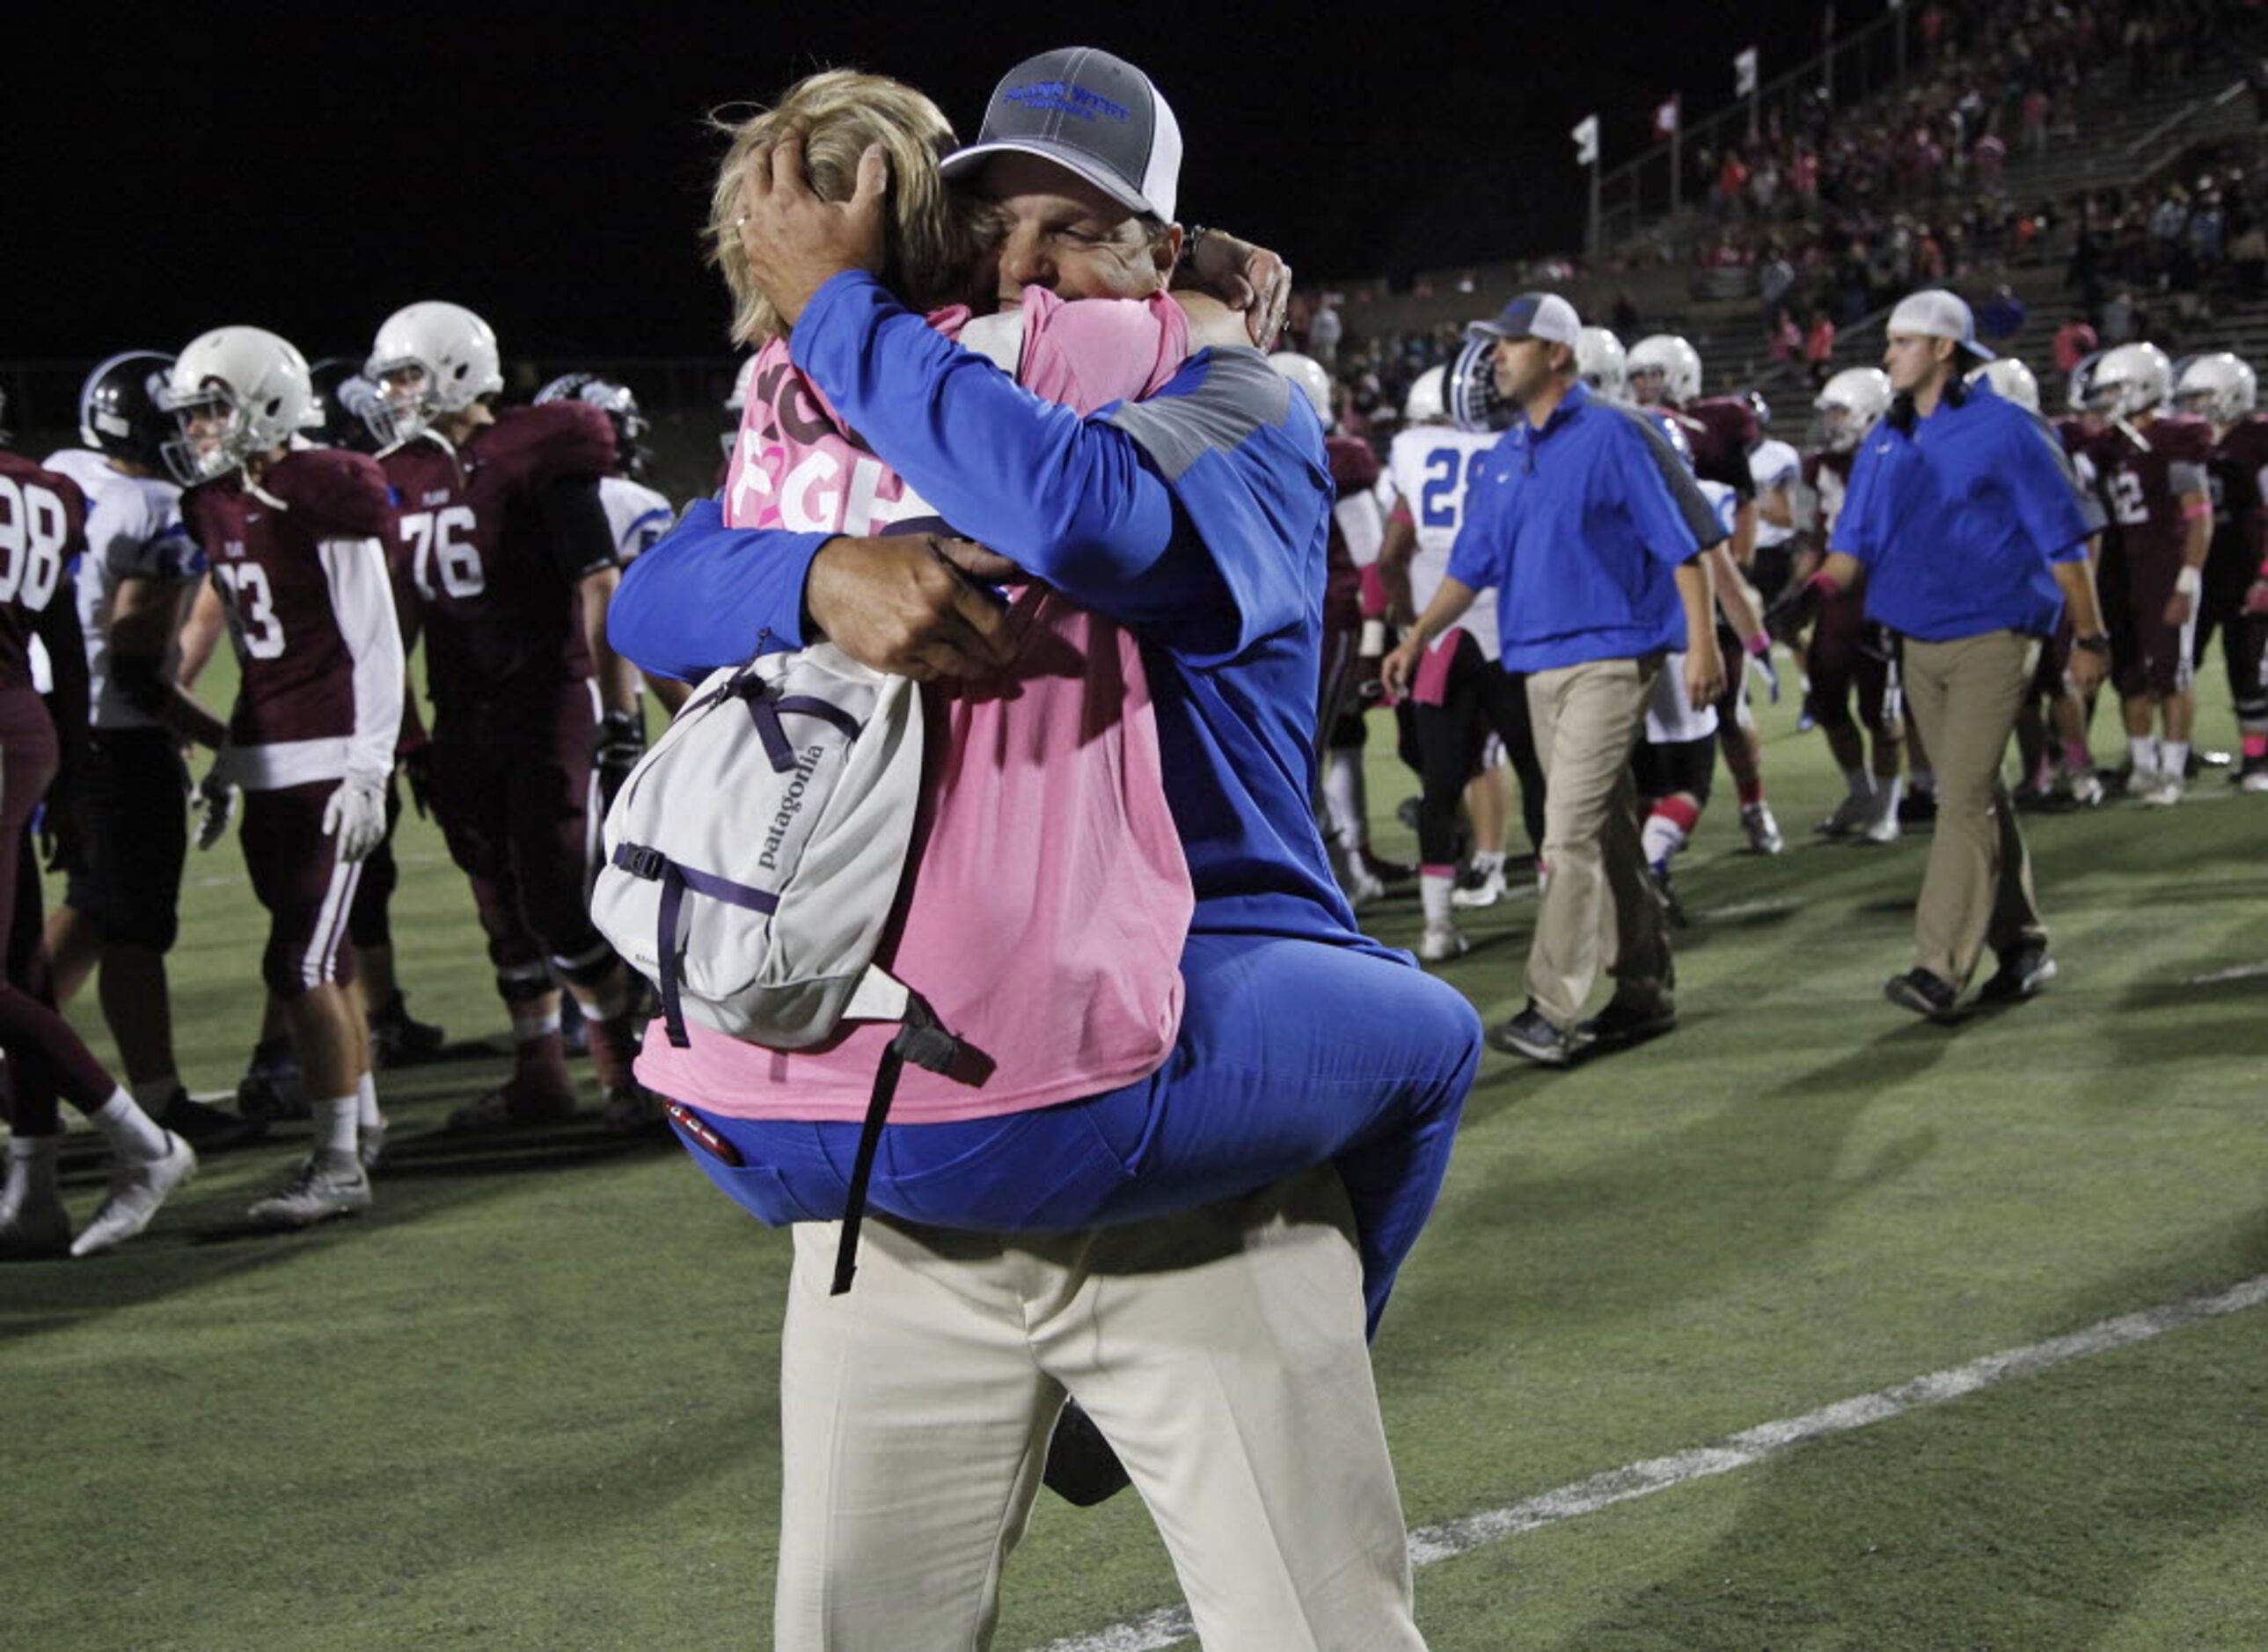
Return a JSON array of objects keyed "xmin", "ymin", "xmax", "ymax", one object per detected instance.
[
  {"xmin": 2174, "ymin": 353, "xmax": 2268, "ymax": 790},
  {"xmin": 1378, "ymin": 354, "xmax": 1536, "ymax": 959},
  {"xmin": 39, "ymin": 353, "xmax": 257, "ymax": 1151},
  {"xmin": 365, "ymin": 302, "xmax": 655, "ymax": 1131},
  {"xmin": 1628, "ymin": 334, "xmax": 1784, "ymax": 853},
  {"xmin": 0, "ymin": 397, "xmax": 197, "ymax": 1257},
  {"xmin": 168, "ymin": 326, "xmax": 403, "ymax": 1225},
  {"xmin": 2080, "ymin": 343, "xmax": 2214, "ymax": 805},
  {"xmin": 1746, "ymin": 393, "xmax": 1803, "ymax": 604},
  {"xmin": 2047, "ymin": 355, "xmax": 2113, "ymax": 804}
]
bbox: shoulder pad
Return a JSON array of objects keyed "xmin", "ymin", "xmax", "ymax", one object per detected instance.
[
  {"xmin": 487, "ymin": 403, "xmax": 616, "ymax": 487},
  {"xmin": 268, "ymin": 449, "xmax": 395, "ymax": 538}
]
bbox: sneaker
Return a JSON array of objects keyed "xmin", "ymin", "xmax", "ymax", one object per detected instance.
[
  {"xmin": 1577, "ymin": 998, "xmax": 1679, "ymax": 1049},
  {"xmin": 1416, "ymin": 922, "xmax": 1470, "ymax": 964},
  {"xmin": 1043, "ymin": 1400, "xmax": 1131, "ymax": 1507},
  {"xmin": 560, "ymin": 992, "xmax": 589, "ymax": 1058},
  {"xmin": 247, "ymin": 1151, "xmax": 371, "ymax": 1228},
  {"xmin": 2242, "ymin": 764, "xmax": 2268, "ymax": 795},
  {"xmin": 1358, "ymin": 849, "xmax": 1416, "ymax": 886},
  {"xmin": 0, "ymin": 1180, "xmax": 72, "ymax": 1260},
  {"xmin": 157, "ymin": 1088, "xmax": 265, "ymax": 1151},
  {"xmin": 1898, "ymin": 790, "xmax": 1939, "ymax": 826},
  {"xmin": 1976, "ymin": 943, "xmax": 2056, "ymax": 1004},
  {"xmin": 1740, "ymin": 800, "xmax": 1785, "ymax": 855},
  {"xmin": 1816, "ymin": 793, "xmax": 1873, "ymax": 837},
  {"xmin": 357, "ymin": 1115, "xmax": 389, "ymax": 1173},
  {"xmin": 2139, "ymin": 772, "xmax": 2184, "ymax": 808},
  {"xmin": 236, "ymin": 1038, "xmax": 308, "ymax": 1123},
  {"xmin": 1884, "ymin": 967, "xmax": 1961, "ymax": 1021},
  {"xmin": 2067, "ymin": 771, "xmax": 2105, "ymax": 808},
  {"xmin": 1339, "ymin": 857, "xmax": 1386, "ymax": 908},
  {"xmin": 1486, "ymin": 1004, "xmax": 1591, "ymax": 1066},
  {"xmin": 368, "ymin": 992, "xmax": 447, "ymax": 1068},
  {"xmin": 1449, "ymin": 862, "xmax": 1508, "ymax": 910},
  {"xmin": 446, "ymin": 1074, "xmax": 578, "ymax": 1132},
  {"xmin": 1650, "ymin": 863, "xmax": 1688, "ymax": 928},
  {"xmin": 70, "ymin": 1135, "xmax": 197, "ymax": 1257},
  {"xmin": 1858, "ymin": 809, "xmax": 1902, "ymax": 845},
  {"xmin": 599, "ymin": 1085, "xmax": 667, "ymax": 1137}
]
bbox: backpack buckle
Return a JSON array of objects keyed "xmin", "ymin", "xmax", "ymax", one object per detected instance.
[{"xmin": 614, "ymin": 844, "xmax": 669, "ymax": 881}]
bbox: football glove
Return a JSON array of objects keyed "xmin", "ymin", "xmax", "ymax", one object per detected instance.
[
  {"xmin": 322, "ymin": 778, "xmax": 389, "ymax": 864},
  {"xmin": 194, "ymin": 768, "xmax": 238, "ymax": 851},
  {"xmin": 594, "ymin": 709, "xmax": 646, "ymax": 814}
]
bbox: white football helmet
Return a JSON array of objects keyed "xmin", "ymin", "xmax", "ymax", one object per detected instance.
[
  {"xmin": 1627, "ymin": 333, "xmax": 1702, "ymax": 406},
  {"xmin": 1576, "ymin": 327, "xmax": 1628, "ymax": 401},
  {"xmin": 364, "ymin": 301, "xmax": 504, "ymax": 446},
  {"xmin": 159, "ymin": 325, "xmax": 318, "ymax": 485},
  {"xmin": 2089, "ymin": 342, "xmax": 2173, "ymax": 420},
  {"xmin": 2174, "ymin": 351, "xmax": 2257, "ymax": 426},
  {"xmin": 1269, "ymin": 352, "xmax": 1336, "ymax": 432},
  {"xmin": 1402, "ymin": 365, "xmax": 1448, "ymax": 426},
  {"xmin": 1813, "ymin": 367, "xmax": 1892, "ymax": 453},
  {"xmin": 721, "ymin": 355, "xmax": 759, "ymax": 457},
  {"xmin": 1966, "ymin": 357, "xmax": 2041, "ymax": 413}
]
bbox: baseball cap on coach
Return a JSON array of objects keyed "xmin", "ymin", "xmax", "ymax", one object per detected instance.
[
  {"xmin": 1886, "ymin": 289, "xmax": 1995, "ymax": 362},
  {"xmin": 1464, "ymin": 292, "xmax": 1583, "ymax": 347},
  {"xmin": 941, "ymin": 48, "xmax": 1182, "ymax": 224}
]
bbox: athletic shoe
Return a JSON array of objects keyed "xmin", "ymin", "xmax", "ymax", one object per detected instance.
[
  {"xmin": 1449, "ymin": 862, "xmax": 1507, "ymax": 910},
  {"xmin": 1359, "ymin": 849, "xmax": 1416, "ymax": 886},
  {"xmin": 1898, "ymin": 790, "xmax": 1939, "ymax": 825},
  {"xmin": 0, "ymin": 1181, "xmax": 72, "ymax": 1260},
  {"xmin": 1858, "ymin": 809, "xmax": 1902, "ymax": 845},
  {"xmin": 560, "ymin": 991, "xmax": 589, "ymax": 1057},
  {"xmin": 1650, "ymin": 863, "xmax": 1687, "ymax": 928},
  {"xmin": 1416, "ymin": 922, "xmax": 1470, "ymax": 964},
  {"xmin": 1043, "ymin": 1400, "xmax": 1131, "ymax": 1507},
  {"xmin": 70, "ymin": 1134, "xmax": 197, "ymax": 1257},
  {"xmin": 1816, "ymin": 793, "xmax": 1873, "ymax": 837},
  {"xmin": 157, "ymin": 1088, "xmax": 265, "ymax": 1151},
  {"xmin": 236, "ymin": 1038, "xmax": 309, "ymax": 1123},
  {"xmin": 2241, "ymin": 764, "xmax": 2268, "ymax": 794},
  {"xmin": 1740, "ymin": 800, "xmax": 1785, "ymax": 855},
  {"xmin": 1339, "ymin": 856, "xmax": 1386, "ymax": 908},
  {"xmin": 1486, "ymin": 1005, "xmax": 1591, "ymax": 1066},
  {"xmin": 357, "ymin": 1115, "xmax": 389, "ymax": 1173},
  {"xmin": 2066, "ymin": 771, "xmax": 2105, "ymax": 808},
  {"xmin": 2140, "ymin": 772, "xmax": 2184, "ymax": 808},
  {"xmin": 1976, "ymin": 943, "xmax": 2056, "ymax": 1004},
  {"xmin": 599, "ymin": 1085, "xmax": 667, "ymax": 1137},
  {"xmin": 447, "ymin": 1076, "xmax": 578, "ymax": 1132},
  {"xmin": 247, "ymin": 1151, "xmax": 371, "ymax": 1228},
  {"xmin": 368, "ymin": 992, "xmax": 447, "ymax": 1068},
  {"xmin": 1577, "ymin": 998, "xmax": 1679, "ymax": 1049},
  {"xmin": 1884, "ymin": 967, "xmax": 1960, "ymax": 1021}
]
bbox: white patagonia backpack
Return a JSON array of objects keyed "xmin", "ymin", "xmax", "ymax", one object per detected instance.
[{"xmin": 590, "ymin": 642, "xmax": 969, "ymax": 1292}]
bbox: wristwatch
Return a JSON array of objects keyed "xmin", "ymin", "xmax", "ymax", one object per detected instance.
[{"xmin": 2073, "ymin": 632, "xmax": 2111, "ymax": 654}]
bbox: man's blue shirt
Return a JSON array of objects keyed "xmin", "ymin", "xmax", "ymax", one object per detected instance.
[
  {"xmin": 1829, "ymin": 380, "xmax": 2094, "ymax": 641},
  {"xmin": 1443, "ymin": 379, "xmax": 1724, "ymax": 673},
  {"xmin": 610, "ymin": 270, "xmax": 1380, "ymax": 953}
]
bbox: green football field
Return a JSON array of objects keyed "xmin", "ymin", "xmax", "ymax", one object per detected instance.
[{"xmin": 7, "ymin": 664, "xmax": 2266, "ymax": 1650}]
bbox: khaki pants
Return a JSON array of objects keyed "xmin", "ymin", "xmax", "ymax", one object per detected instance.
[
  {"xmin": 1524, "ymin": 654, "xmax": 1673, "ymax": 1029},
  {"xmin": 773, "ymin": 1165, "xmax": 1424, "ymax": 1652},
  {"xmin": 1899, "ymin": 631, "xmax": 2046, "ymax": 984}
]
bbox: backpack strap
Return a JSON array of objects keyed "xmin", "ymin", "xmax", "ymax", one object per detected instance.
[
  {"xmin": 611, "ymin": 842, "xmax": 779, "ymax": 1048},
  {"xmin": 830, "ymin": 990, "xmax": 965, "ymax": 1296}
]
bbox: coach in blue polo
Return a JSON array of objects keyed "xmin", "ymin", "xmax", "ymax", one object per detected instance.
[
  {"xmin": 1794, "ymin": 289, "xmax": 2107, "ymax": 1019},
  {"xmin": 1385, "ymin": 292, "xmax": 1725, "ymax": 1065}
]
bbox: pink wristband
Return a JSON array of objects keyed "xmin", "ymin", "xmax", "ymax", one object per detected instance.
[
  {"xmin": 1746, "ymin": 632, "xmax": 1770, "ymax": 657},
  {"xmin": 2182, "ymin": 497, "xmax": 2212, "ymax": 523}
]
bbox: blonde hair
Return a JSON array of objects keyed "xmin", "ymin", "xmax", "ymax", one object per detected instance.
[{"xmin": 708, "ymin": 71, "xmax": 987, "ymax": 347}]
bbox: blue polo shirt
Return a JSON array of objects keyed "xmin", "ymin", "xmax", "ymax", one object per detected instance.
[
  {"xmin": 1444, "ymin": 380, "xmax": 1724, "ymax": 673},
  {"xmin": 1829, "ymin": 380, "xmax": 2095, "ymax": 641}
]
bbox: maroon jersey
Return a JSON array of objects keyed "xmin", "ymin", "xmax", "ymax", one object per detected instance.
[
  {"xmin": 0, "ymin": 452, "xmax": 87, "ymax": 693},
  {"xmin": 2083, "ymin": 413, "xmax": 2213, "ymax": 578},
  {"xmin": 1672, "ymin": 396, "xmax": 1761, "ymax": 501},
  {"xmin": 1801, "ymin": 448, "xmax": 1858, "ymax": 539},
  {"xmin": 377, "ymin": 402, "xmax": 616, "ymax": 707},
  {"xmin": 2205, "ymin": 415, "xmax": 2268, "ymax": 563},
  {"xmin": 183, "ymin": 449, "xmax": 394, "ymax": 749},
  {"xmin": 1323, "ymin": 435, "xmax": 1378, "ymax": 634}
]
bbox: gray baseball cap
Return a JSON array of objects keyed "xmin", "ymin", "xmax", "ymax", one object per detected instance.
[
  {"xmin": 941, "ymin": 48, "xmax": 1182, "ymax": 224},
  {"xmin": 1888, "ymin": 289, "xmax": 1995, "ymax": 361}
]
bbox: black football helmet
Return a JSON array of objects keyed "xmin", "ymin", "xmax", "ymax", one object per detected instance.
[
  {"xmin": 79, "ymin": 351, "xmax": 177, "ymax": 472},
  {"xmin": 1446, "ymin": 336, "xmax": 1515, "ymax": 434},
  {"xmin": 535, "ymin": 372, "xmax": 651, "ymax": 481},
  {"xmin": 307, "ymin": 357, "xmax": 384, "ymax": 453}
]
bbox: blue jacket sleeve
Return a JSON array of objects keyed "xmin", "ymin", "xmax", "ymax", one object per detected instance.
[
  {"xmin": 606, "ymin": 498, "xmax": 830, "ymax": 681},
  {"xmin": 788, "ymin": 272, "xmax": 1253, "ymax": 647}
]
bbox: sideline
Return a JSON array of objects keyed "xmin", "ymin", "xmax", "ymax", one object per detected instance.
[{"xmin": 1032, "ymin": 1272, "xmax": 2268, "ymax": 1652}]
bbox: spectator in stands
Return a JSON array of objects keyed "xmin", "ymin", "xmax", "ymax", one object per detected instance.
[
  {"xmin": 2052, "ymin": 312, "xmax": 2098, "ymax": 376},
  {"xmin": 1805, "ymin": 308, "xmax": 1838, "ymax": 389},
  {"xmin": 1980, "ymin": 284, "xmax": 2028, "ymax": 341},
  {"xmin": 1309, "ymin": 295, "xmax": 1343, "ymax": 369}
]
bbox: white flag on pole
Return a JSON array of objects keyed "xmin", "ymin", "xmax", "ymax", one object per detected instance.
[
  {"xmin": 1734, "ymin": 47, "xmax": 1759, "ymax": 98},
  {"xmin": 1571, "ymin": 114, "xmax": 1599, "ymax": 166}
]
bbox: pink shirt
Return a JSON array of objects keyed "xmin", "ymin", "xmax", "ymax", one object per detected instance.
[{"xmin": 641, "ymin": 289, "xmax": 1197, "ymax": 1124}]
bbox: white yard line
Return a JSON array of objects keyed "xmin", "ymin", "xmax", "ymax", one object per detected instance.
[{"xmin": 1034, "ymin": 1273, "xmax": 2268, "ymax": 1652}]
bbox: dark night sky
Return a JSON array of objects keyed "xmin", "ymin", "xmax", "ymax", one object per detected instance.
[{"xmin": 11, "ymin": 2, "xmax": 1873, "ymax": 365}]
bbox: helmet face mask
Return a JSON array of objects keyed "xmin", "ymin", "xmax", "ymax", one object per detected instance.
[
  {"xmin": 536, "ymin": 372, "xmax": 653, "ymax": 478},
  {"xmin": 2173, "ymin": 352, "xmax": 2257, "ymax": 426},
  {"xmin": 2089, "ymin": 343, "xmax": 2172, "ymax": 421},
  {"xmin": 158, "ymin": 381, "xmax": 245, "ymax": 486},
  {"xmin": 1626, "ymin": 334, "xmax": 1702, "ymax": 406},
  {"xmin": 80, "ymin": 351, "xmax": 179, "ymax": 473},
  {"xmin": 1576, "ymin": 327, "xmax": 1627, "ymax": 402},
  {"xmin": 1446, "ymin": 337, "xmax": 1514, "ymax": 434},
  {"xmin": 364, "ymin": 301, "xmax": 504, "ymax": 450},
  {"xmin": 1811, "ymin": 367, "xmax": 1891, "ymax": 453},
  {"xmin": 158, "ymin": 326, "xmax": 317, "ymax": 486}
]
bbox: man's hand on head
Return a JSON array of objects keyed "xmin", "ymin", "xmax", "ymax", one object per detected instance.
[
  {"xmin": 804, "ymin": 535, "xmax": 1020, "ymax": 681},
  {"xmin": 738, "ymin": 136, "xmax": 889, "ymax": 327}
]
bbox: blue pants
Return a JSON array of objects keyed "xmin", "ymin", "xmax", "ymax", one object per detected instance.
[{"xmin": 670, "ymin": 932, "xmax": 1482, "ymax": 1336}]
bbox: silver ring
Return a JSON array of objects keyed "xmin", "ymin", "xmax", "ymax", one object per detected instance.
[{"xmin": 735, "ymin": 214, "xmax": 748, "ymax": 227}]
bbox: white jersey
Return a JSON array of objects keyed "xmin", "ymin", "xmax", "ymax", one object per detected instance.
[
  {"xmin": 1748, "ymin": 437, "xmax": 1801, "ymax": 551},
  {"xmin": 600, "ymin": 475, "xmax": 674, "ymax": 562},
  {"xmin": 1386, "ymin": 425, "xmax": 1500, "ymax": 660},
  {"xmin": 40, "ymin": 448, "xmax": 201, "ymax": 730}
]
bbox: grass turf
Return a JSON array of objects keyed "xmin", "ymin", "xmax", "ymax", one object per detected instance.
[{"xmin": 6, "ymin": 669, "xmax": 2266, "ymax": 1649}]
